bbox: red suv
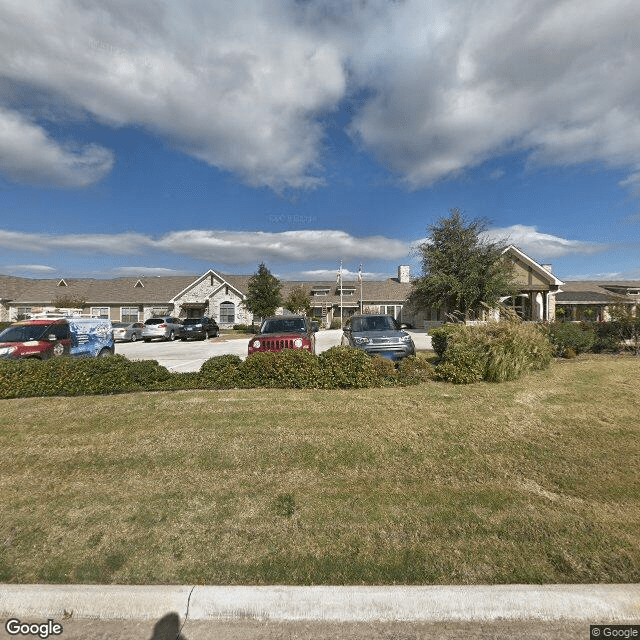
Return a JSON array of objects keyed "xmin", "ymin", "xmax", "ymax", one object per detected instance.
[{"xmin": 248, "ymin": 315, "xmax": 318, "ymax": 356}]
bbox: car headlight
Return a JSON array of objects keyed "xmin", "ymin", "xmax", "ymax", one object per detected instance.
[
  {"xmin": 353, "ymin": 336, "xmax": 370, "ymax": 345},
  {"xmin": 252, "ymin": 340, "xmax": 261, "ymax": 348},
  {"xmin": 0, "ymin": 346, "xmax": 16, "ymax": 356},
  {"xmin": 294, "ymin": 338, "xmax": 303, "ymax": 348}
]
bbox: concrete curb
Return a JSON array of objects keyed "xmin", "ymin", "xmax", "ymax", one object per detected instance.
[{"xmin": 2, "ymin": 585, "xmax": 639, "ymax": 622}]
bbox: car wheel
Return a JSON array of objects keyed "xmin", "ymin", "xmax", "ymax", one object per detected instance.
[
  {"xmin": 130, "ymin": 333, "xmax": 137, "ymax": 342},
  {"xmin": 204, "ymin": 331, "xmax": 209, "ymax": 340},
  {"xmin": 168, "ymin": 331, "xmax": 175, "ymax": 341},
  {"xmin": 213, "ymin": 329, "xmax": 218, "ymax": 337},
  {"xmin": 98, "ymin": 348, "xmax": 112, "ymax": 357}
]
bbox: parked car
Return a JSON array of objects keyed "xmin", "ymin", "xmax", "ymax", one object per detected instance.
[
  {"xmin": 248, "ymin": 315, "xmax": 317, "ymax": 355},
  {"xmin": 341, "ymin": 314, "xmax": 415, "ymax": 361},
  {"xmin": 142, "ymin": 317, "xmax": 183, "ymax": 342},
  {"xmin": 0, "ymin": 315, "xmax": 114, "ymax": 360},
  {"xmin": 112, "ymin": 321, "xmax": 144, "ymax": 342},
  {"xmin": 181, "ymin": 316, "xmax": 219, "ymax": 341}
]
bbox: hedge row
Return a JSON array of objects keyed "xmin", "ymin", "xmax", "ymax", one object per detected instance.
[
  {"xmin": 430, "ymin": 321, "xmax": 553, "ymax": 384},
  {"xmin": 0, "ymin": 347, "xmax": 435, "ymax": 399},
  {"xmin": 547, "ymin": 320, "xmax": 640, "ymax": 357}
]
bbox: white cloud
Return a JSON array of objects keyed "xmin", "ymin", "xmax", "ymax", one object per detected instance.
[
  {"xmin": 2, "ymin": 264, "xmax": 57, "ymax": 274},
  {"xmin": 0, "ymin": 228, "xmax": 410, "ymax": 264},
  {"xmin": 2, "ymin": 0, "xmax": 640, "ymax": 191},
  {"xmin": 0, "ymin": 107, "xmax": 114, "ymax": 187},
  {"xmin": 283, "ymin": 268, "xmax": 389, "ymax": 281},
  {"xmin": 484, "ymin": 225, "xmax": 612, "ymax": 259},
  {"xmin": 110, "ymin": 266, "xmax": 187, "ymax": 277}
]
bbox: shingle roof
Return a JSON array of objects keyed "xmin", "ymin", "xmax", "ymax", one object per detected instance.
[{"xmin": 556, "ymin": 281, "xmax": 640, "ymax": 304}]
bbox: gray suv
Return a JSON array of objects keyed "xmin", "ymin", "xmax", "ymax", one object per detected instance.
[
  {"xmin": 341, "ymin": 314, "xmax": 415, "ymax": 362},
  {"xmin": 142, "ymin": 317, "xmax": 183, "ymax": 342}
]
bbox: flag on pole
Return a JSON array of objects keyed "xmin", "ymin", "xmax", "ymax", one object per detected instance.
[{"xmin": 357, "ymin": 264, "xmax": 363, "ymax": 282}]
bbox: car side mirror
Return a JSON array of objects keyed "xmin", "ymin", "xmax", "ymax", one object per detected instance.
[{"xmin": 46, "ymin": 334, "xmax": 57, "ymax": 341}]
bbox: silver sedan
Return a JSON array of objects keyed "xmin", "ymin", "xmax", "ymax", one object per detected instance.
[{"xmin": 112, "ymin": 321, "xmax": 144, "ymax": 342}]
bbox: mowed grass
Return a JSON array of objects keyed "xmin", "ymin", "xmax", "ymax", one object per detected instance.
[{"xmin": 0, "ymin": 355, "xmax": 638, "ymax": 585}]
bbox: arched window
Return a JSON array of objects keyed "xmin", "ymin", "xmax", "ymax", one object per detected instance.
[{"xmin": 220, "ymin": 301, "xmax": 235, "ymax": 324}]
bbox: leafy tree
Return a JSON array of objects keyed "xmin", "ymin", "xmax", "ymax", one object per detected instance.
[
  {"xmin": 244, "ymin": 262, "xmax": 282, "ymax": 324},
  {"xmin": 408, "ymin": 209, "xmax": 517, "ymax": 321},
  {"xmin": 52, "ymin": 296, "xmax": 87, "ymax": 310},
  {"xmin": 284, "ymin": 285, "xmax": 312, "ymax": 315}
]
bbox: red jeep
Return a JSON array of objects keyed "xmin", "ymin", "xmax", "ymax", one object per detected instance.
[{"xmin": 248, "ymin": 315, "xmax": 318, "ymax": 356}]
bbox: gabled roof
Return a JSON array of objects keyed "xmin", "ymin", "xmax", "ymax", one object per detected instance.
[
  {"xmin": 169, "ymin": 269, "xmax": 246, "ymax": 302},
  {"xmin": 503, "ymin": 245, "xmax": 564, "ymax": 286}
]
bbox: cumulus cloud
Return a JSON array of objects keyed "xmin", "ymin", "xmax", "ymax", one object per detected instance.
[
  {"xmin": 484, "ymin": 225, "xmax": 613, "ymax": 259},
  {"xmin": 2, "ymin": 0, "xmax": 640, "ymax": 191},
  {"xmin": 0, "ymin": 228, "xmax": 410, "ymax": 264},
  {"xmin": 0, "ymin": 107, "xmax": 114, "ymax": 187},
  {"xmin": 0, "ymin": 0, "xmax": 345, "ymax": 190}
]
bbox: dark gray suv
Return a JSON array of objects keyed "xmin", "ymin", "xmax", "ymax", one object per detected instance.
[
  {"xmin": 180, "ymin": 316, "xmax": 219, "ymax": 341},
  {"xmin": 341, "ymin": 314, "xmax": 415, "ymax": 362}
]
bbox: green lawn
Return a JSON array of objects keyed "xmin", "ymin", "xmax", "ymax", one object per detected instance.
[{"xmin": 1, "ymin": 355, "xmax": 638, "ymax": 585}]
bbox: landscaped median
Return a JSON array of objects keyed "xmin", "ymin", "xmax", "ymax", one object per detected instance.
[
  {"xmin": 0, "ymin": 321, "xmax": 558, "ymax": 398},
  {"xmin": 0, "ymin": 354, "xmax": 638, "ymax": 585}
]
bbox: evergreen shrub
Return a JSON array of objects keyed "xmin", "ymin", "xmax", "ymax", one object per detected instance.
[
  {"xmin": 199, "ymin": 355, "xmax": 242, "ymax": 388},
  {"xmin": 317, "ymin": 346, "xmax": 380, "ymax": 388},
  {"xmin": 547, "ymin": 322, "xmax": 595, "ymax": 357},
  {"xmin": 237, "ymin": 349, "xmax": 323, "ymax": 389}
]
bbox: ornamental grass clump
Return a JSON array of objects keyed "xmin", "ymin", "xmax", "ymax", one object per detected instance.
[{"xmin": 433, "ymin": 321, "xmax": 553, "ymax": 384}]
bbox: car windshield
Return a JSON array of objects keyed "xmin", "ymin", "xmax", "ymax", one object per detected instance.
[
  {"xmin": 0, "ymin": 324, "xmax": 50, "ymax": 342},
  {"xmin": 351, "ymin": 316, "xmax": 398, "ymax": 332},
  {"xmin": 261, "ymin": 318, "xmax": 306, "ymax": 334},
  {"xmin": 145, "ymin": 318, "xmax": 164, "ymax": 325}
]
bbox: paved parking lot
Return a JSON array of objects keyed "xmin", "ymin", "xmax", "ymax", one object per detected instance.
[{"xmin": 116, "ymin": 330, "xmax": 432, "ymax": 372}]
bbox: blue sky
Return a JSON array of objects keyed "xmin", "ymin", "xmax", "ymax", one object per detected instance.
[{"xmin": 1, "ymin": 0, "xmax": 639, "ymax": 282}]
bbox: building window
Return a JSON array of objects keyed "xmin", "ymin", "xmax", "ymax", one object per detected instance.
[
  {"xmin": 91, "ymin": 307, "xmax": 109, "ymax": 319},
  {"xmin": 220, "ymin": 301, "xmax": 235, "ymax": 324},
  {"xmin": 121, "ymin": 307, "xmax": 139, "ymax": 322},
  {"xmin": 16, "ymin": 306, "xmax": 32, "ymax": 320}
]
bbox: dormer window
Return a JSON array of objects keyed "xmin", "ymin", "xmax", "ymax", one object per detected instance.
[
  {"xmin": 312, "ymin": 288, "xmax": 330, "ymax": 297},
  {"xmin": 57, "ymin": 278, "xmax": 68, "ymax": 287},
  {"xmin": 134, "ymin": 279, "xmax": 144, "ymax": 288}
]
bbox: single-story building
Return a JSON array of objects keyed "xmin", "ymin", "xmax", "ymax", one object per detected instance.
[
  {"xmin": 1, "ymin": 245, "xmax": 636, "ymax": 328},
  {"xmin": 555, "ymin": 281, "xmax": 640, "ymax": 321}
]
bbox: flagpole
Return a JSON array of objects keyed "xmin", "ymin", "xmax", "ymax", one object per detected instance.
[
  {"xmin": 359, "ymin": 264, "xmax": 363, "ymax": 314},
  {"xmin": 339, "ymin": 260, "xmax": 343, "ymax": 326}
]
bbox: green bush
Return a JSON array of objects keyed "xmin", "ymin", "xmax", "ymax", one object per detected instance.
[
  {"xmin": 199, "ymin": 354, "xmax": 242, "ymax": 388},
  {"xmin": 432, "ymin": 321, "xmax": 553, "ymax": 384},
  {"xmin": 239, "ymin": 349, "xmax": 323, "ymax": 389},
  {"xmin": 330, "ymin": 318, "xmax": 343, "ymax": 329},
  {"xmin": 592, "ymin": 321, "xmax": 626, "ymax": 353},
  {"xmin": 318, "ymin": 346, "xmax": 381, "ymax": 388},
  {"xmin": 429, "ymin": 325, "xmax": 454, "ymax": 359},
  {"xmin": 0, "ymin": 355, "xmax": 155, "ymax": 398},
  {"xmin": 232, "ymin": 324, "xmax": 253, "ymax": 332},
  {"xmin": 547, "ymin": 322, "xmax": 595, "ymax": 357},
  {"xmin": 397, "ymin": 355, "xmax": 435, "ymax": 384}
]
